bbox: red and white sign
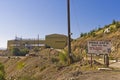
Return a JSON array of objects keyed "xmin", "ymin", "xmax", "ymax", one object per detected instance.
[{"xmin": 88, "ymin": 41, "xmax": 111, "ymax": 54}]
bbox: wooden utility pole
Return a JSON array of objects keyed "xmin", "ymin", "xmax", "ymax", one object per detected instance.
[{"xmin": 67, "ymin": 0, "xmax": 73, "ymax": 64}]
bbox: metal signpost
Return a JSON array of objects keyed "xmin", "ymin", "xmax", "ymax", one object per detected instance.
[{"xmin": 87, "ymin": 40, "xmax": 111, "ymax": 67}]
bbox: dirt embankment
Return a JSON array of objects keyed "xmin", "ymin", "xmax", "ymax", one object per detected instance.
[
  {"xmin": 1, "ymin": 54, "xmax": 120, "ymax": 80},
  {"xmin": 1, "ymin": 31, "xmax": 120, "ymax": 80}
]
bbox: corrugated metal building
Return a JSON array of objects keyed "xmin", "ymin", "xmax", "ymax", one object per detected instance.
[{"xmin": 46, "ymin": 34, "xmax": 67, "ymax": 49}]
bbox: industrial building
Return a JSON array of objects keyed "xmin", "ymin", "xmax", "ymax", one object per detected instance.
[
  {"xmin": 7, "ymin": 34, "xmax": 68, "ymax": 49},
  {"xmin": 46, "ymin": 34, "xmax": 67, "ymax": 49}
]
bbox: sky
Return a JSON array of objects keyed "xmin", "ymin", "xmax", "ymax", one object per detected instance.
[{"xmin": 0, "ymin": 0, "xmax": 120, "ymax": 48}]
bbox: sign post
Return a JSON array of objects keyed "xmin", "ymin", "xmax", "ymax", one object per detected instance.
[
  {"xmin": 104, "ymin": 54, "xmax": 109, "ymax": 67},
  {"xmin": 87, "ymin": 41, "xmax": 111, "ymax": 67},
  {"xmin": 90, "ymin": 54, "xmax": 93, "ymax": 67}
]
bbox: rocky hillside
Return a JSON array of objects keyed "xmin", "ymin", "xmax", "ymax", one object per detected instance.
[
  {"xmin": 71, "ymin": 21, "xmax": 120, "ymax": 59},
  {"xmin": 1, "ymin": 48, "xmax": 120, "ymax": 80},
  {"xmin": 0, "ymin": 49, "xmax": 103, "ymax": 80}
]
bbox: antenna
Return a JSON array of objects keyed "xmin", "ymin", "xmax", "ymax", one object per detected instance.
[
  {"xmin": 38, "ymin": 34, "xmax": 39, "ymax": 47},
  {"xmin": 15, "ymin": 34, "xmax": 17, "ymax": 40}
]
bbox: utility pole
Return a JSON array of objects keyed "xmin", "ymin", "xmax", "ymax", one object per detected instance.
[{"xmin": 67, "ymin": 0, "xmax": 73, "ymax": 64}]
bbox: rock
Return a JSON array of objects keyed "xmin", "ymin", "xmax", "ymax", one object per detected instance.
[
  {"xmin": 71, "ymin": 70, "xmax": 82, "ymax": 77},
  {"xmin": 98, "ymin": 68, "xmax": 112, "ymax": 71}
]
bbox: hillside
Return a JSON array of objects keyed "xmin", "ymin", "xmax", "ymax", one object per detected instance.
[
  {"xmin": 1, "ymin": 49, "xmax": 120, "ymax": 80},
  {"xmin": 0, "ymin": 21, "xmax": 120, "ymax": 80},
  {"xmin": 71, "ymin": 21, "xmax": 120, "ymax": 59}
]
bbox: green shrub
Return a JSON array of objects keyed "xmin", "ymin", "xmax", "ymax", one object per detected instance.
[
  {"xmin": 51, "ymin": 57, "xmax": 59, "ymax": 63},
  {"xmin": 11, "ymin": 48, "xmax": 20, "ymax": 56},
  {"xmin": 0, "ymin": 63, "xmax": 5, "ymax": 80},
  {"xmin": 17, "ymin": 62, "xmax": 25, "ymax": 69},
  {"xmin": 40, "ymin": 66, "xmax": 46, "ymax": 71},
  {"xmin": 112, "ymin": 19, "xmax": 116, "ymax": 24},
  {"xmin": 33, "ymin": 47, "xmax": 39, "ymax": 52},
  {"xmin": 91, "ymin": 32, "xmax": 96, "ymax": 37},
  {"xmin": 11, "ymin": 48, "xmax": 29, "ymax": 56},
  {"xmin": 110, "ymin": 27, "xmax": 115, "ymax": 32},
  {"xmin": 116, "ymin": 22, "xmax": 120, "ymax": 29},
  {"xmin": 104, "ymin": 25, "xmax": 109, "ymax": 28},
  {"xmin": 80, "ymin": 33, "xmax": 88, "ymax": 37},
  {"xmin": 72, "ymin": 53, "xmax": 83, "ymax": 62},
  {"xmin": 80, "ymin": 33, "xmax": 84, "ymax": 37},
  {"xmin": 59, "ymin": 51, "xmax": 68, "ymax": 65},
  {"xmin": 97, "ymin": 27, "xmax": 102, "ymax": 31},
  {"xmin": 20, "ymin": 48, "xmax": 29, "ymax": 56}
]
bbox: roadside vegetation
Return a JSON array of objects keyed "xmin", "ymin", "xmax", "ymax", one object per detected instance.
[
  {"xmin": 0, "ymin": 20, "xmax": 120, "ymax": 80},
  {"xmin": 80, "ymin": 20, "xmax": 120, "ymax": 38},
  {"xmin": 10, "ymin": 48, "xmax": 29, "ymax": 56},
  {"xmin": 0, "ymin": 63, "xmax": 5, "ymax": 80}
]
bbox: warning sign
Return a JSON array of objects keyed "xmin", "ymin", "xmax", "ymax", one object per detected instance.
[{"xmin": 87, "ymin": 41, "xmax": 111, "ymax": 54}]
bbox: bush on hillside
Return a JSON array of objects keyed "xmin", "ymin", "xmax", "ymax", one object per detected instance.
[
  {"xmin": 104, "ymin": 25, "xmax": 109, "ymax": 28},
  {"xmin": 20, "ymin": 48, "xmax": 29, "ymax": 56},
  {"xmin": 110, "ymin": 27, "xmax": 115, "ymax": 32},
  {"xmin": 116, "ymin": 22, "xmax": 120, "ymax": 29},
  {"xmin": 91, "ymin": 32, "xmax": 96, "ymax": 37},
  {"xmin": 97, "ymin": 27, "xmax": 102, "ymax": 31},
  {"xmin": 18, "ymin": 75, "xmax": 36, "ymax": 80},
  {"xmin": 17, "ymin": 62, "xmax": 25, "ymax": 69},
  {"xmin": 112, "ymin": 19, "xmax": 117, "ymax": 24},
  {"xmin": 72, "ymin": 53, "xmax": 83, "ymax": 62},
  {"xmin": 80, "ymin": 33, "xmax": 88, "ymax": 37},
  {"xmin": 0, "ymin": 63, "xmax": 5, "ymax": 80},
  {"xmin": 11, "ymin": 48, "xmax": 20, "ymax": 56},
  {"xmin": 59, "ymin": 51, "xmax": 68, "ymax": 65},
  {"xmin": 80, "ymin": 33, "xmax": 84, "ymax": 37},
  {"xmin": 51, "ymin": 57, "xmax": 59, "ymax": 63},
  {"xmin": 87, "ymin": 29, "xmax": 96, "ymax": 37},
  {"xmin": 11, "ymin": 48, "xmax": 29, "ymax": 56},
  {"xmin": 33, "ymin": 47, "xmax": 39, "ymax": 52}
]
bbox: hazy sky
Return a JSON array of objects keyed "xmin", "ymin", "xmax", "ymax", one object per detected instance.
[{"xmin": 0, "ymin": 0, "xmax": 120, "ymax": 48}]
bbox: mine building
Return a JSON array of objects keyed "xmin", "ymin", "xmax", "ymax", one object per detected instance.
[{"xmin": 7, "ymin": 34, "xmax": 68, "ymax": 50}]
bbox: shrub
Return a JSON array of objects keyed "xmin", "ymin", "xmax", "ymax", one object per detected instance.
[
  {"xmin": 80, "ymin": 33, "xmax": 88, "ymax": 37},
  {"xmin": 17, "ymin": 62, "xmax": 25, "ymax": 69},
  {"xmin": 0, "ymin": 63, "xmax": 5, "ymax": 80},
  {"xmin": 59, "ymin": 51, "xmax": 68, "ymax": 65},
  {"xmin": 72, "ymin": 53, "xmax": 83, "ymax": 62},
  {"xmin": 33, "ymin": 47, "xmax": 39, "ymax": 52},
  {"xmin": 116, "ymin": 22, "xmax": 120, "ymax": 29},
  {"xmin": 112, "ymin": 19, "xmax": 116, "ymax": 24},
  {"xmin": 91, "ymin": 32, "xmax": 96, "ymax": 37},
  {"xmin": 97, "ymin": 27, "xmax": 102, "ymax": 31},
  {"xmin": 18, "ymin": 75, "xmax": 36, "ymax": 80},
  {"xmin": 11, "ymin": 48, "xmax": 29, "ymax": 56},
  {"xmin": 80, "ymin": 33, "xmax": 84, "ymax": 37},
  {"xmin": 11, "ymin": 48, "xmax": 20, "ymax": 56},
  {"xmin": 40, "ymin": 66, "xmax": 46, "ymax": 71},
  {"xmin": 110, "ymin": 27, "xmax": 115, "ymax": 32},
  {"xmin": 51, "ymin": 57, "xmax": 59, "ymax": 63},
  {"xmin": 104, "ymin": 25, "xmax": 109, "ymax": 28},
  {"xmin": 20, "ymin": 48, "xmax": 29, "ymax": 56}
]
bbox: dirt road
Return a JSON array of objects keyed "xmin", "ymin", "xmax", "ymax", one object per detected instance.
[
  {"xmin": 110, "ymin": 62, "xmax": 120, "ymax": 68},
  {"xmin": 57, "ymin": 70, "xmax": 120, "ymax": 80}
]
